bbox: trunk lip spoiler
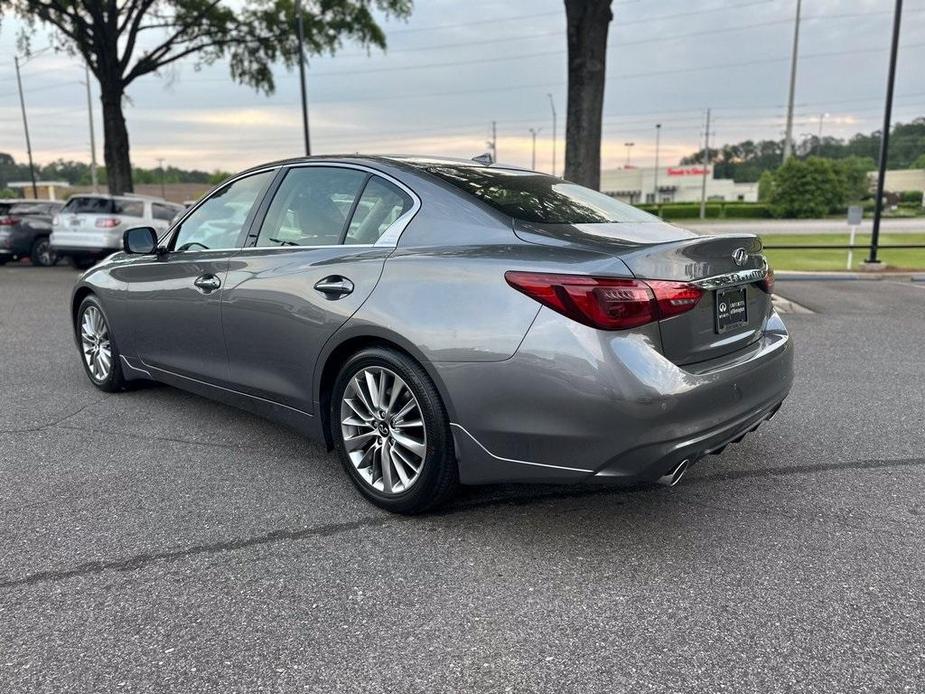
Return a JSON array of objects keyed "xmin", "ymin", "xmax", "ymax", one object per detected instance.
[{"xmin": 694, "ymin": 266, "xmax": 768, "ymax": 290}]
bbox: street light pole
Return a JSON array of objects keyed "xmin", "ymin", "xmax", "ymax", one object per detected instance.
[
  {"xmin": 867, "ymin": 0, "xmax": 904, "ymax": 266},
  {"xmin": 528, "ymin": 128, "xmax": 541, "ymax": 171},
  {"xmin": 782, "ymin": 0, "xmax": 802, "ymax": 162},
  {"xmin": 699, "ymin": 108, "xmax": 712, "ymax": 220},
  {"xmin": 84, "ymin": 63, "xmax": 99, "ymax": 192},
  {"xmin": 13, "ymin": 56, "xmax": 38, "ymax": 199},
  {"xmin": 547, "ymin": 93, "xmax": 557, "ymax": 176},
  {"xmin": 624, "ymin": 142, "xmax": 635, "ymax": 167},
  {"xmin": 653, "ymin": 123, "xmax": 662, "ymax": 204},
  {"xmin": 296, "ymin": 0, "xmax": 311, "ymax": 156}
]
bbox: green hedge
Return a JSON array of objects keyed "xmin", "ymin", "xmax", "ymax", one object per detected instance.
[{"xmin": 635, "ymin": 201, "xmax": 772, "ymax": 220}]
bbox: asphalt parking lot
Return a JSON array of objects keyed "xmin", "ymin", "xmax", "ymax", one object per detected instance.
[{"xmin": 1, "ymin": 265, "xmax": 923, "ymax": 693}]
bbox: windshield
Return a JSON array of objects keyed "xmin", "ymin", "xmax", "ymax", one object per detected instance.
[{"xmin": 426, "ymin": 166, "xmax": 658, "ymax": 224}]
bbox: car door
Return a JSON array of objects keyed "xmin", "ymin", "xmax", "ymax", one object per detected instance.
[
  {"xmin": 221, "ymin": 165, "xmax": 417, "ymax": 413},
  {"xmin": 115, "ymin": 169, "xmax": 277, "ymax": 384}
]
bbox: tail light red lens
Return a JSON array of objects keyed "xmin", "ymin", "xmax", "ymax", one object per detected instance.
[
  {"xmin": 504, "ymin": 271, "xmax": 703, "ymax": 331},
  {"xmin": 96, "ymin": 217, "xmax": 121, "ymax": 228},
  {"xmin": 0, "ymin": 216, "xmax": 17, "ymax": 226},
  {"xmin": 758, "ymin": 267, "xmax": 775, "ymax": 294}
]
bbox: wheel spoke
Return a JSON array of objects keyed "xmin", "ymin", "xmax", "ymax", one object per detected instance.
[
  {"xmin": 364, "ymin": 369, "xmax": 381, "ymax": 410},
  {"xmin": 344, "ymin": 397, "xmax": 373, "ymax": 423},
  {"xmin": 390, "ymin": 445, "xmax": 412, "ymax": 487},
  {"xmin": 392, "ymin": 398, "xmax": 416, "ymax": 423},
  {"xmin": 391, "ymin": 444, "xmax": 422, "ymax": 475},
  {"xmin": 351, "ymin": 377, "xmax": 376, "ymax": 416},
  {"xmin": 385, "ymin": 375, "xmax": 404, "ymax": 415},
  {"xmin": 344, "ymin": 430, "xmax": 378, "ymax": 450},
  {"xmin": 393, "ymin": 418, "xmax": 423, "ymax": 429},
  {"xmin": 379, "ymin": 443, "xmax": 394, "ymax": 494},
  {"xmin": 393, "ymin": 431, "xmax": 425, "ymax": 459}
]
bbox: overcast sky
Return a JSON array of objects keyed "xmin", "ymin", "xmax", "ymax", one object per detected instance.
[{"xmin": 1, "ymin": 0, "xmax": 924, "ymax": 175}]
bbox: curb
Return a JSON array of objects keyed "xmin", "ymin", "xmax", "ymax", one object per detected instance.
[{"xmin": 777, "ymin": 272, "xmax": 925, "ymax": 282}]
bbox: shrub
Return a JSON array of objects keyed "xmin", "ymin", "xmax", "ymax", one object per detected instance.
[
  {"xmin": 899, "ymin": 190, "xmax": 924, "ymax": 205},
  {"xmin": 767, "ymin": 157, "xmax": 846, "ymax": 218},
  {"xmin": 722, "ymin": 203, "xmax": 773, "ymax": 219}
]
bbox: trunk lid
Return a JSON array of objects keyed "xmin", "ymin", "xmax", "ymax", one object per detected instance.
[{"xmin": 513, "ymin": 220, "xmax": 772, "ymax": 365}]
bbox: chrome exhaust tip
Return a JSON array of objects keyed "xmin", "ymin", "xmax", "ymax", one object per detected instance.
[{"xmin": 658, "ymin": 459, "xmax": 690, "ymax": 487}]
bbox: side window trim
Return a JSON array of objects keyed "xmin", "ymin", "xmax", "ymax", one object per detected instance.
[{"xmin": 244, "ymin": 167, "xmax": 289, "ymax": 247}]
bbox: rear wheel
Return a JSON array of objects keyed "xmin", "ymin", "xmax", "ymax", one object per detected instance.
[
  {"xmin": 30, "ymin": 237, "xmax": 56, "ymax": 267},
  {"xmin": 77, "ymin": 296, "xmax": 126, "ymax": 392},
  {"xmin": 332, "ymin": 347, "xmax": 458, "ymax": 514}
]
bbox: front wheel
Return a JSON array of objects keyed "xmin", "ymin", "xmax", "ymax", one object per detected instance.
[
  {"xmin": 331, "ymin": 347, "xmax": 458, "ymax": 514},
  {"xmin": 76, "ymin": 296, "xmax": 126, "ymax": 392}
]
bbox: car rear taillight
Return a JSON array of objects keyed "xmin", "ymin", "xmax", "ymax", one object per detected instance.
[
  {"xmin": 758, "ymin": 267, "xmax": 775, "ymax": 294},
  {"xmin": 96, "ymin": 217, "xmax": 121, "ymax": 228},
  {"xmin": 52, "ymin": 215, "xmax": 60, "ymax": 225},
  {"xmin": 504, "ymin": 271, "xmax": 703, "ymax": 331},
  {"xmin": 0, "ymin": 216, "xmax": 17, "ymax": 226}
]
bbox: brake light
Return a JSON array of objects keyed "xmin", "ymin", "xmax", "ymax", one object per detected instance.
[
  {"xmin": 504, "ymin": 271, "xmax": 703, "ymax": 330},
  {"xmin": 96, "ymin": 217, "xmax": 120, "ymax": 228},
  {"xmin": 52, "ymin": 215, "xmax": 60, "ymax": 225},
  {"xmin": 758, "ymin": 267, "xmax": 775, "ymax": 294},
  {"xmin": 0, "ymin": 216, "xmax": 17, "ymax": 226}
]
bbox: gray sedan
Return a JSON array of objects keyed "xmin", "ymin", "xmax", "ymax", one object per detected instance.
[{"xmin": 70, "ymin": 156, "xmax": 793, "ymax": 513}]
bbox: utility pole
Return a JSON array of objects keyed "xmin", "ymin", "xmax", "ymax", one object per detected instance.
[
  {"xmin": 867, "ymin": 0, "xmax": 904, "ymax": 266},
  {"xmin": 624, "ymin": 142, "xmax": 635, "ymax": 167},
  {"xmin": 699, "ymin": 109, "xmax": 712, "ymax": 220},
  {"xmin": 528, "ymin": 128, "xmax": 541, "ymax": 170},
  {"xmin": 156, "ymin": 158, "xmax": 166, "ymax": 198},
  {"xmin": 782, "ymin": 0, "xmax": 802, "ymax": 162},
  {"xmin": 296, "ymin": 0, "xmax": 311, "ymax": 156},
  {"xmin": 84, "ymin": 64, "xmax": 99, "ymax": 192},
  {"xmin": 653, "ymin": 123, "xmax": 662, "ymax": 204},
  {"xmin": 547, "ymin": 93, "xmax": 557, "ymax": 176},
  {"xmin": 13, "ymin": 56, "xmax": 38, "ymax": 199},
  {"xmin": 487, "ymin": 121, "xmax": 497, "ymax": 163}
]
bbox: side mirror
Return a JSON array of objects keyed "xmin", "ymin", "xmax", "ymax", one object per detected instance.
[{"xmin": 123, "ymin": 226, "xmax": 159, "ymax": 255}]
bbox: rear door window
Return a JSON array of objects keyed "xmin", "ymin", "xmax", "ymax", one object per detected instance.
[
  {"xmin": 152, "ymin": 202, "xmax": 178, "ymax": 221},
  {"xmin": 113, "ymin": 200, "xmax": 144, "ymax": 218},
  {"xmin": 344, "ymin": 177, "xmax": 412, "ymax": 245},
  {"xmin": 255, "ymin": 167, "xmax": 367, "ymax": 247}
]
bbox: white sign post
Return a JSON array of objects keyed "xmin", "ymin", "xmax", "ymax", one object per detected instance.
[{"xmin": 846, "ymin": 205, "xmax": 863, "ymax": 270}]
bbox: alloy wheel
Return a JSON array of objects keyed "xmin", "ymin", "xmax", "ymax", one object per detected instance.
[
  {"xmin": 340, "ymin": 366, "xmax": 427, "ymax": 495},
  {"xmin": 80, "ymin": 306, "xmax": 112, "ymax": 382}
]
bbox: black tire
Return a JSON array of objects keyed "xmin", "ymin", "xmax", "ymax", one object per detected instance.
[
  {"xmin": 70, "ymin": 256, "xmax": 97, "ymax": 270},
  {"xmin": 76, "ymin": 295, "xmax": 126, "ymax": 393},
  {"xmin": 331, "ymin": 347, "xmax": 459, "ymax": 514},
  {"xmin": 30, "ymin": 237, "xmax": 57, "ymax": 267}
]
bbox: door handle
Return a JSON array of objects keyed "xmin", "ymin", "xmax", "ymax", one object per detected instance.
[
  {"xmin": 194, "ymin": 274, "xmax": 221, "ymax": 292},
  {"xmin": 314, "ymin": 275, "xmax": 354, "ymax": 298}
]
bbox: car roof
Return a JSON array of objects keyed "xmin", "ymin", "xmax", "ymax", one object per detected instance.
[{"xmin": 232, "ymin": 154, "xmax": 531, "ymax": 178}]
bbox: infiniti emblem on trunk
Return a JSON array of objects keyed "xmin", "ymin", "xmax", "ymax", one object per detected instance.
[{"xmin": 732, "ymin": 248, "xmax": 749, "ymax": 266}]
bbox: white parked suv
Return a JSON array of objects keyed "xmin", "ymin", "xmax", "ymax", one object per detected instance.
[{"xmin": 50, "ymin": 194, "xmax": 185, "ymax": 268}]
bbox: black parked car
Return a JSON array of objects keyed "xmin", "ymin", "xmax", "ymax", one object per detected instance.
[{"xmin": 0, "ymin": 200, "xmax": 65, "ymax": 266}]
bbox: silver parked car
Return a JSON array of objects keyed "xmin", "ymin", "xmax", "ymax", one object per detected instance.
[
  {"xmin": 51, "ymin": 194, "xmax": 185, "ymax": 268},
  {"xmin": 69, "ymin": 156, "xmax": 793, "ymax": 513}
]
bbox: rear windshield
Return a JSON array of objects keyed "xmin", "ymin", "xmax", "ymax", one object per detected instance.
[
  {"xmin": 63, "ymin": 197, "xmax": 144, "ymax": 217},
  {"xmin": 425, "ymin": 166, "xmax": 658, "ymax": 224},
  {"xmin": 10, "ymin": 202, "xmax": 50, "ymax": 215}
]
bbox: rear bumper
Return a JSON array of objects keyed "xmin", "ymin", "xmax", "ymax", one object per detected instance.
[
  {"xmin": 441, "ymin": 308, "xmax": 794, "ymax": 485},
  {"xmin": 50, "ymin": 228, "xmax": 122, "ymax": 253},
  {"xmin": 0, "ymin": 228, "xmax": 33, "ymax": 256}
]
